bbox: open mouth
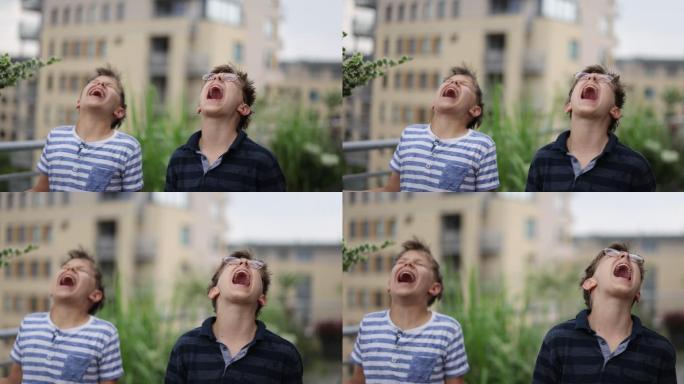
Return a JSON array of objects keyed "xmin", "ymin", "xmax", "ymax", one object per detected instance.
[
  {"xmin": 232, "ymin": 269, "xmax": 251, "ymax": 287},
  {"xmin": 88, "ymin": 87, "xmax": 105, "ymax": 99},
  {"xmin": 580, "ymin": 85, "xmax": 598, "ymax": 101},
  {"xmin": 207, "ymin": 85, "xmax": 224, "ymax": 100},
  {"xmin": 613, "ymin": 263, "xmax": 632, "ymax": 281},
  {"xmin": 397, "ymin": 269, "xmax": 416, "ymax": 284},
  {"xmin": 441, "ymin": 86, "xmax": 458, "ymax": 99},
  {"xmin": 58, "ymin": 274, "xmax": 76, "ymax": 287}
]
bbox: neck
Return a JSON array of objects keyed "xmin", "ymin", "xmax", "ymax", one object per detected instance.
[
  {"xmin": 50, "ymin": 303, "xmax": 91, "ymax": 329},
  {"xmin": 430, "ymin": 112, "xmax": 469, "ymax": 140},
  {"xmin": 389, "ymin": 301, "xmax": 431, "ymax": 330},
  {"xmin": 200, "ymin": 117, "xmax": 239, "ymax": 152},
  {"xmin": 587, "ymin": 297, "xmax": 633, "ymax": 338},
  {"xmin": 213, "ymin": 302, "xmax": 258, "ymax": 341},
  {"xmin": 568, "ymin": 118, "xmax": 610, "ymax": 155},
  {"xmin": 75, "ymin": 112, "xmax": 115, "ymax": 142}
]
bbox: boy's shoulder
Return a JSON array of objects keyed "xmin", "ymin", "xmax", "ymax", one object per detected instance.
[
  {"xmin": 359, "ymin": 310, "xmax": 389, "ymax": 326},
  {"xmin": 639, "ymin": 324, "xmax": 677, "ymax": 357},
  {"xmin": 432, "ymin": 311, "xmax": 464, "ymax": 330},
  {"xmin": 401, "ymin": 124, "xmax": 430, "ymax": 136},
  {"xmin": 543, "ymin": 317, "xmax": 580, "ymax": 343},
  {"xmin": 112, "ymin": 130, "xmax": 141, "ymax": 150},
  {"xmin": 46, "ymin": 125, "xmax": 75, "ymax": 139},
  {"xmin": 21, "ymin": 311, "xmax": 49, "ymax": 325},
  {"xmin": 88, "ymin": 315, "xmax": 119, "ymax": 335},
  {"xmin": 467, "ymin": 129, "xmax": 496, "ymax": 147}
]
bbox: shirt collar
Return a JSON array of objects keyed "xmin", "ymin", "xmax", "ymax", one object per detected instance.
[
  {"xmin": 184, "ymin": 129, "xmax": 247, "ymax": 155},
  {"xmin": 553, "ymin": 130, "xmax": 619, "ymax": 156},
  {"xmin": 200, "ymin": 316, "xmax": 267, "ymax": 342},
  {"xmin": 575, "ymin": 309, "xmax": 644, "ymax": 339}
]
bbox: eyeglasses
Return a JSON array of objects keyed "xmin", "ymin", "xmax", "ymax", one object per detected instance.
[
  {"xmin": 574, "ymin": 72, "xmax": 614, "ymax": 84},
  {"xmin": 602, "ymin": 248, "xmax": 644, "ymax": 264},
  {"xmin": 222, "ymin": 256, "xmax": 265, "ymax": 270},
  {"xmin": 202, "ymin": 73, "xmax": 240, "ymax": 84}
]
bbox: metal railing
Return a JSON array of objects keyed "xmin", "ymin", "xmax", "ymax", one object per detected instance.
[
  {"xmin": 343, "ymin": 138, "xmax": 398, "ymax": 187},
  {"xmin": 0, "ymin": 327, "xmax": 19, "ymax": 375},
  {"xmin": 342, "ymin": 324, "xmax": 359, "ymax": 369},
  {"xmin": 0, "ymin": 140, "xmax": 44, "ymax": 184}
]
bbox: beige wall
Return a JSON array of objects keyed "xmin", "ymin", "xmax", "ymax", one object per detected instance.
[{"xmin": 616, "ymin": 59, "xmax": 684, "ymax": 120}]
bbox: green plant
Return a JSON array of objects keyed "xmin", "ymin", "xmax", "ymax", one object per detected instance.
[
  {"xmin": 128, "ymin": 88, "xmax": 196, "ymax": 191},
  {"xmin": 342, "ymin": 240, "xmax": 392, "ymax": 272},
  {"xmin": 0, "ymin": 53, "xmax": 59, "ymax": 91},
  {"xmin": 0, "ymin": 245, "xmax": 38, "ymax": 267},
  {"xmin": 342, "ymin": 32, "xmax": 411, "ymax": 97}
]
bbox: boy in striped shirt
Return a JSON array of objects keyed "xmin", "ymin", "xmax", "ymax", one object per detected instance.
[
  {"xmin": 377, "ymin": 65, "xmax": 499, "ymax": 192},
  {"xmin": 533, "ymin": 243, "xmax": 677, "ymax": 383},
  {"xmin": 349, "ymin": 239, "xmax": 469, "ymax": 384},
  {"xmin": 30, "ymin": 66, "xmax": 143, "ymax": 192},
  {"xmin": 3, "ymin": 249, "xmax": 124, "ymax": 384}
]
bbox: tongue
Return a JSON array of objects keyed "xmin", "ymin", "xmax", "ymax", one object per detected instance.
[
  {"xmin": 582, "ymin": 88, "xmax": 597, "ymax": 100},
  {"xmin": 233, "ymin": 272, "xmax": 250, "ymax": 286},
  {"xmin": 209, "ymin": 88, "xmax": 222, "ymax": 99},
  {"xmin": 398, "ymin": 272, "xmax": 414, "ymax": 283},
  {"xmin": 614, "ymin": 265, "xmax": 630, "ymax": 279},
  {"xmin": 443, "ymin": 89, "xmax": 456, "ymax": 98}
]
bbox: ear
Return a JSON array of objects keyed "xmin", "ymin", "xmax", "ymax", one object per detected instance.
[
  {"xmin": 76, "ymin": 99, "xmax": 81, "ymax": 110},
  {"xmin": 428, "ymin": 282, "xmax": 442, "ymax": 299},
  {"xmin": 609, "ymin": 106, "xmax": 621, "ymax": 120},
  {"xmin": 564, "ymin": 102, "xmax": 572, "ymax": 114},
  {"xmin": 208, "ymin": 286, "xmax": 220, "ymax": 300},
  {"xmin": 582, "ymin": 277, "xmax": 597, "ymax": 292},
  {"xmin": 88, "ymin": 289, "xmax": 103, "ymax": 305},
  {"xmin": 257, "ymin": 294, "xmax": 267, "ymax": 307},
  {"xmin": 634, "ymin": 291, "xmax": 641, "ymax": 304},
  {"xmin": 469, "ymin": 105, "xmax": 482, "ymax": 119},
  {"xmin": 197, "ymin": 107, "xmax": 202, "ymax": 114},
  {"xmin": 237, "ymin": 103, "xmax": 250, "ymax": 116},
  {"xmin": 113, "ymin": 106, "xmax": 126, "ymax": 120}
]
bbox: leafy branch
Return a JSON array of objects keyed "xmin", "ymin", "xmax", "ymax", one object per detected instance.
[
  {"xmin": 342, "ymin": 31, "xmax": 411, "ymax": 97},
  {"xmin": 0, "ymin": 245, "xmax": 38, "ymax": 267},
  {"xmin": 0, "ymin": 53, "xmax": 60, "ymax": 91},
  {"xmin": 343, "ymin": 239, "xmax": 393, "ymax": 272}
]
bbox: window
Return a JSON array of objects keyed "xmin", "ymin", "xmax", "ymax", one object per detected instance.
[
  {"xmin": 63, "ymin": 6, "xmax": 71, "ymax": 24},
  {"xmin": 42, "ymin": 224, "xmax": 52, "ymax": 243},
  {"xmin": 437, "ymin": 0, "xmax": 446, "ymax": 18},
  {"xmin": 385, "ymin": 4, "xmax": 392, "ymax": 22},
  {"xmin": 452, "ymin": 0, "xmax": 460, "ymax": 17},
  {"xmin": 387, "ymin": 219, "xmax": 397, "ymax": 237},
  {"xmin": 410, "ymin": 2, "xmax": 418, "ymax": 20},
  {"xmin": 396, "ymin": 37, "xmax": 403, "ymax": 54},
  {"xmin": 398, "ymin": 3, "xmax": 405, "ymax": 21},
  {"xmin": 383, "ymin": 38, "xmax": 389, "ymax": 55},
  {"xmin": 491, "ymin": 0, "xmax": 521, "ymax": 14},
  {"xmin": 407, "ymin": 38, "xmax": 416, "ymax": 54},
  {"xmin": 296, "ymin": 249, "xmax": 313, "ymax": 261},
  {"xmin": 32, "ymin": 225, "xmax": 40, "ymax": 243},
  {"xmin": 206, "ymin": 0, "xmax": 242, "ymax": 25},
  {"xmin": 379, "ymin": 103, "xmax": 386, "ymax": 123},
  {"xmin": 433, "ymin": 36, "xmax": 442, "ymax": 54},
  {"xmin": 87, "ymin": 39, "xmax": 96, "ymax": 57},
  {"xmin": 373, "ymin": 256, "xmax": 383, "ymax": 273},
  {"xmin": 17, "ymin": 260, "xmax": 25, "ymax": 277},
  {"xmin": 349, "ymin": 221, "xmax": 357, "ymax": 239},
  {"xmin": 47, "ymin": 73, "xmax": 53, "ymax": 91},
  {"xmin": 116, "ymin": 2, "xmax": 125, "ymax": 20},
  {"xmin": 50, "ymin": 8, "xmax": 58, "ymax": 26},
  {"xmin": 394, "ymin": 72, "xmax": 401, "ymax": 89},
  {"xmin": 666, "ymin": 65, "xmax": 678, "ymax": 77},
  {"xmin": 43, "ymin": 260, "xmax": 52, "ymax": 277},
  {"xmin": 48, "ymin": 40, "xmax": 55, "ymax": 56},
  {"xmin": 263, "ymin": 19, "xmax": 274, "ymax": 38},
  {"xmin": 233, "ymin": 42, "xmax": 243, "ymax": 63},
  {"xmin": 644, "ymin": 64, "xmax": 656, "ymax": 76},
  {"xmin": 75, "ymin": 5, "xmax": 83, "ymax": 23},
  {"xmin": 406, "ymin": 72, "xmax": 414, "ymax": 89},
  {"xmin": 309, "ymin": 90, "xmax": 319, "ymax": 102},
  {"xmin": 568, "ymin": 39, "xmax": 579, "ymax": 60},
  {"xmin": 97, "ymin": 40, "xmax": 107, "ymax": 57},
  {"xmin": 361, "ymin": 221, "xmax": 370, "ymax": 238},
  {"xmin": 102, "ymin": 4, "xmax": 111, "ymax": 22},
  {"xmin": 644, "ymin": 87, "xmax": 655, "ymax": 100},
  {"xmin": 419, "ymin": 72, "xmax": 428, "ymax": 89},
  {"xmin": 375, "ymin": 220, "xmax": 384, "ymax": 237},
  {"xmin": 30, "ymin": 261, "xmax": 39, "ymax": 278},
  {"xmin": 180, "ymin": 226, "xmax": 191, "ymax": 246},
  {"xmin": 87, "ymin": 4, "xmax": 96, "ymax": 22},
  {"xmin": 423, "ymin": 0, "xmax": 433, "ymax": 19},
  {"xmin": 421, "ymin": 37, "xmax": 430, "ymax": 54},
  {"xmin": 525, "ymin": 218, "xmax": 536, "ymax": 239},
  {"xmin": 540, "ymin": 0, "xmax": 578, "ymax": 22}
]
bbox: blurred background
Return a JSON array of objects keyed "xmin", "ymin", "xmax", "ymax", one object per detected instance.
[
  {"xmin": 342, "ymin": 0, "xmax": 684, "ymax": 191},
  {"xmin": 0, "ymin": 192, "xmax": 342, "ymax": 383},
  {"xmin": 343, "ymin": 192, "xmax": 684, "ymax": 383},
  {"xmin": 0, "ymin": 0, "xmax": 343, "ymax": 191}
]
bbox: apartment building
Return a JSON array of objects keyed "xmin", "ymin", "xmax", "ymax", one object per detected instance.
[
  {"xmin": 366, "ymin": 0, "xmax": 616, "ymax": 182},
  {"xmin": 25, "ymin": 0, "xmax": 279, "ymax": 144},
  {"xmin": 233, "ymin": 242, "xmax": 342, "ymax": 331}
]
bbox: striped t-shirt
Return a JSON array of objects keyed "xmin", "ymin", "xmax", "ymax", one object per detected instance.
[
  {"xmin": 390, "ymin": 124, "xmax": 499, "ymax": 191},
  {"xmin": 351, "ymin": 310, "xmax": 469, "ymax": 384},
  {"xmin": 10, "ymin": 312, "xmax": 124, "ymax": 384},
  {"xmin": 37, "ymin": 125, "xmax": 143, "ymax": 191}
]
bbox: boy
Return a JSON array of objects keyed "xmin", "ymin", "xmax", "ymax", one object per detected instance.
[
  {"xmin": 349, "ymin": 239, "xmax": 469, "ymax": 384},
  {"xmin": 3, "ymin": 249, "xmax": 124, "ymax": 384},
  {"xmin": 377, "ymin": 65, "xmax": 499, "ymax": 192},
  {"xmin": 31, "ymin": 66, "xmax": 143, "ymax": 192},
  {"xmin": 165, "ymin": 250, "xmax": 302, "ymax": 383},
  {"xmin": 526, "ymin": 65, "xmax": 655, "ymax": 191},
  {"xmin": 164, "ymin": 64, "xmax": 286, "ymax": 191},
  {"xmin": 533, "ymin": 243, "xmax": 677, "ymax": 383}
]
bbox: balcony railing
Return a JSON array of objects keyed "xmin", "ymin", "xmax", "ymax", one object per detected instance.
[
  {"xmin": 21, "ymin": 0, "xmax": 42, "ymax": 12},
  {"xmin": 484, "ymin": 50, "xmax": 505, "ymax": 73},
  {"xmin": 354, "ymin": 0, "xmax": 377, "ymax": 9},
  {"xmin": 0, "ymin": 140, "xmax": 44, "ymax": 185},
  {"xmin": 18, "ymin": 21, "xmax": 40, "ymax": 41},
  {"xmin": 342, "ymin": 138, "xmax": 398, "ymax": 188},
  {"xmin": 0, "ymin": 327, "xmax": 19, "ymax": 375}
]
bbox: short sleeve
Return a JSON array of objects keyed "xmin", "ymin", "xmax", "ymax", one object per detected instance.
[
  {"xmin": 349, "ymin": 321, "xmax": 364, "ymax": 366},
  {"xmin": 444, "ymin": 324, "xmax": 469, "ymax": 377},
  {"xmin": 98, "ymin": 328, "xmax": 124, "ymax": 380},
  {"xmin": 122, "ymin": 142, "xmax": 144, "ymax": 191},
  {"xmin": 389, "ymin": 130, "xmax": 406, "ymax": 173},
  {"xmin": 36, "ymin": 130, "xmax": 52, "ymax": 174},
  {"xmin": 475, "ymin": 142, "xmax": 499, "ymax": 191},
  {"xmin": 9, "ymin": 319, "xmax": 25, "ymax": 364}
]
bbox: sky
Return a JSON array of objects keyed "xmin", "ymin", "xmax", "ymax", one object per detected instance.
[
  {"xmin": 0, "ymin": 0, "xmax": 342, "ymax": 61},
  {"xmin": 225, "ymin": 193, "xmax": 342, "ymax": 244},
  {"xmin": 570, "ymin": 193, "xmax": 684, "ymax": 236},
  {"xmin": 614, "ymin": 0, "xmax": 684, "ymax": 58}
]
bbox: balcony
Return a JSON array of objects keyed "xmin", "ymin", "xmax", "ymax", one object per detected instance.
[
  {"xmin": 18, "ymin": 21, "xmax": 40, "ymax": 41},
  {"xmin": 96, "ymin": 236, "xmax": 117, "ymax": 261},
  {"xmin": 480, "ymin": 230, "xmax": 502, "ymax": 256},
  {"xmin": 21, "ymin": 0, "xmax": 42, "ymax": 12},
  {"xmin": 524, "ymin": 51, "xmax": 545, "ymax": 75},
  {"xmin": 441, "ymin": 232, "xmax": 461, "ymax": 253},
  {"xmin": 354, "ymin": 0, "xmax": 377, "ymax": 9},
  {"xmin": 186, "ymin": 54, "xmax": 209, "ymax": 77},
  {"xmin": 352, "ymin": 19, "xmax": 374, "ymax": 38},
  {"xmin": 148, "ymin": 52, "xmax": 169, "ymax": 76},
  {"xmin": 96, "ymin": 236, "xmax": 157, "ymax": 262},
  {"xmin": 484, "ymin": 50, "xmax": 505, "ymax": 73}
]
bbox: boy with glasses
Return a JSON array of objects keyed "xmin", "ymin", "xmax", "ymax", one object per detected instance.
[
  {"xmin": 30, "ymin": 66, "xmax": 143, "ymax": 191},
  {"xmin": 165, "ymin": 250, "xmax": 303, "ymax": 383},
  {"xmin": 533, "ymin": 243, "xmax": 677, "ymax": 383},
  {"xmin": 376, "ymin": 65, "xmax": 499, "ymax": 192},
  {"xmin": 2, "ymin": 249, "xmax": 123, "ymax": 384},
  {"xmin": 164, "ymin": 64, "xmax": 286, "ymax": 191},
  {"xmin": 526, "ymin": 65, "xmax": 655, "ymax": 191}
]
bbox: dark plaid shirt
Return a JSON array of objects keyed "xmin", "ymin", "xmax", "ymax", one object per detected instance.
[
  {"xmin": 526, "ymin": 130, "xmax": 656, "ymax": 191},
  {"xmin": 165, "ymin": 130, "xmax": 286, "ymax": 191},
  {"xmin": 165, "ymin": 317, "xmax": 303, "ymax": 384},
  {"xmin": 533, "ymin": 309, "xmax": 677, "ymax": 384}
]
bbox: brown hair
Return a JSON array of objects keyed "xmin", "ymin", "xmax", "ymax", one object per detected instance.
[
  {"xmin": 207, "ymin": 250, "xmax": 271, "ymax": 316},
  {"xmin": 395, "ymin": 238, "xmax": 443, "ymax": 306},
  {"xmin": 209, "ymin": 64, "xmax": 256, "ymax": 131},
  {"xmin": 444, "ymin": 64, "xmax": 484, "ymax": 129},
  {"xmin": 566, "ymin": 64, "xmax": 626, "ymax": 132},
  {"xmin": 580, "ymin": 242, "xmax": 645, "ymax": 309},
  {"xmin": 61, "ymin": 248, "xmax": 105, "ymax": 314},
  {"xmin": 83, "ymin": 65, "xmax": 127, "ymax": 129}
]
